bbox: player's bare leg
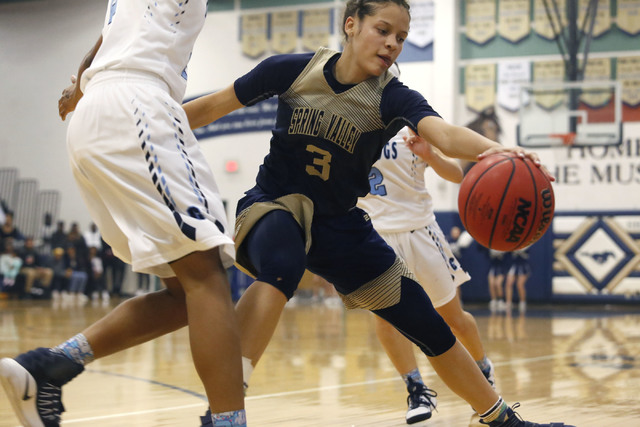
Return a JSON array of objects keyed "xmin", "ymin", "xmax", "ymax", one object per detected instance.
[
  {"xmin": 81, "ymin": 277, "xmax": 189, "ymax": 357},
  {"xmin": 235, "ymin": 280, "xmax": 288, "ymax": 367},
  {"xmin": 169, "ymin": 248, "xmax": 244, "ymax": 413}
]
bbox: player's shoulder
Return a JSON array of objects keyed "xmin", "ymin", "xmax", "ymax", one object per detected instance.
[{"xmin": 260, "ymin": 51, "xmax": 316, "ymax": 70}]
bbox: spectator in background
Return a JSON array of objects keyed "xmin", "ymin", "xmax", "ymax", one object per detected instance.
[
  {"xmin": 50, "ymin": 247, "xmax": 69, "ymax": 301},
  {"xmin": 50, "ymin": 221, "xmax": 68, "ymax": 251},
  {"xmin": 488, "ymin": 249, "xmax": 508, "ymax": 313},
  {"xmin": 18, "ymin": 237, "xmax": 54, "ymax": 298},
  {"xmin": 504, "ymin": 248, "xmax": 530, "ymax": 313},
  {"xmin": 83, "ymin": 222, "xmax": 102, "ymax": 252},
  {"xmin": 88, "ymin": 246, "xmax": 108, "ymax": 303},
  {"xmin": 101, "ymin": 238, "xmax": 125, "ymax": 297},
  {"xmin": 64, "ymin": 245, "xmax": 89, "ymax": 305},
  {"xmin": 1, "ymin": 238, "xmax": 23, "ymax": 292},
  {"xmin": 1, "ymin": 213, "xmax": 25, "ymax": 250},
  {"xmin": 40, "ymin": 212, "xmax": 56, "ymax": 256}
]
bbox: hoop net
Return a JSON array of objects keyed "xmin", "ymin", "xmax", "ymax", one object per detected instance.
[{"xmin": 550, "ymin": 132, "xmax": 577, "ymax": 146}]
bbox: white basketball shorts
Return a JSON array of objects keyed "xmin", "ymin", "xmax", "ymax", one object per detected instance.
[
  {"xmin": 379, "ymin": 222, "xmax": 470, "ymax": 308},
  {"xmin": 66, "ymin": 70, "xmax": 235, "ymax": 278}
]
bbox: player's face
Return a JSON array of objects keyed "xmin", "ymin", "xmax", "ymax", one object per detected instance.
[{"xmin": 345, "ymin": 3, "xmax": 409, "ymax": 80}]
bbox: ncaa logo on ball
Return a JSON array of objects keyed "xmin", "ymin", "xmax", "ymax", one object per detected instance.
[{"xmin": 506, "ymin": 198, "xmax": 532, "ymax": 243}]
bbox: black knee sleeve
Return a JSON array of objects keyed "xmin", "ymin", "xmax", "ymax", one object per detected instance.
[
  {"xmin": 373, "ymin": 276, "xmax": 456, "ymax": 357},
  {"xmin": 244, "ymin": 210, "xmax": 307, "ymax": 300}
]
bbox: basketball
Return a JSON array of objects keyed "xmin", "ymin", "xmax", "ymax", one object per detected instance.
[{"xmin": 458, "ymin": 152, "xmax": 555, "ymax": 251}]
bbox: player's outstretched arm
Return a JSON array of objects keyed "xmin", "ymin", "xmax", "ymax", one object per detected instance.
[
  {"xmin": 58, "ymin": 35, "xmax": 103, "ymax": 121},
  {"xmin": 416, "ymin": 116, "xmax": 555, "ymax": 181},
  {"xmin": 404, "ymin": 129, "xmax": 463, "ymax": 183},
  {"xmin": 183, "ymin": 84, "xmax": 244, "ymax": 130},
  {"xmin": 415, "ymin": 116, "xmax": 501, "ymax": 161}
]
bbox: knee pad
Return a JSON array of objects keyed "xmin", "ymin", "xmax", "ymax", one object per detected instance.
[
  {"xmin": 373, "ymin": 276, "xmax": 456, "ymax": 357},
  {"xmin": 245, "ymin": 210, "xmax": 307, "ymax": 300}
]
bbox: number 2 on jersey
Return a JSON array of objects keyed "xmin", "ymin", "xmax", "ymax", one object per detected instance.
[
  {"xmin": 305, "ymin": 145, "xmax": 331, "ymax": 181},
  {"xmin": 368, "ymin": 167, "xmax": 387, "ymax": 196}
]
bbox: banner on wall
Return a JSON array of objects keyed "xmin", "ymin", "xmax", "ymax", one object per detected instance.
[
  {"xmin": 578, "ymin": 0, "xmax": 611, "ymax": 38},
  {"xmin": 618, "ymin": 56, "xmax": 640, "ymax": 107},
  {"xmin": 616, "ymin": 0, "xmax": 640, "ymax": 36},
  {"xmin": 497, "ymin": 60, "xmax": 531, "ymax": 112},
  {"xmin": 193, "ymin": 97, "xmax": 278, "ymax": 139},
  {"xmin": 533, "ymin": 60, "xmax": 565, "ymax": 109},
  {"xmin": 465, "ymin": 0, "xmax": 496, "ymax": 44},
  {"xmin": 580, "ymin": 58, "xmax": 612, "ymax": 108},
  {"xmin": 241, "ymin": 13, "xmax": 268, "ymax": 58},
  {"xmin": 534, "ymin": 0, "xmax": 567, "ymax": 40},
  {"xmin": 301, "ymin": 9, "xmax": 331, "ymax": 51},
  {"xmin": 271, "ymin": 11, "xmax": 298, "ymax": 54},
  {"xmin": 498, "ymin": 0, "xmax": 530, "ymax": 43},
  {"xmin": 465, "ymin": 64, "xmax": 496, "ymax": 113},
  {"xmin": 406, "ymin": 0, "xmax": 434, "ymax": 48}
]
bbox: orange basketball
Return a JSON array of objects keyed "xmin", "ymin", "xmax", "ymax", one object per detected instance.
[{"xmin": 458, "ymin": 152, "xmax": 555, "ymax": 251}]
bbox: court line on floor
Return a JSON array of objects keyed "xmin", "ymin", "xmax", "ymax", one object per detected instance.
[{"xmin": 54, "ymin": 350, "xmax": 589, "ymax": 424}]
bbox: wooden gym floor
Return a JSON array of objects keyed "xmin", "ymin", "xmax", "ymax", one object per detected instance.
[{"xmin": 1, "ymin": 297, "xmax": 639, "ymax": 426}]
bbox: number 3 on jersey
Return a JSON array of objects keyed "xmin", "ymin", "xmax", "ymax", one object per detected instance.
[
  {"xmin": 306, "ymin": 144, "xmax": 331, "ymax": 181},
  {"xmin": 368, "ymin": 167, "xmax": 387, "ymax": 196}
]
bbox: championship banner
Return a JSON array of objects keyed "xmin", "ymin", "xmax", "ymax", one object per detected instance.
[
  {"xmin": 465, "ymin": 0, "xmax": 496, "ymax": 45},
  {"xmin": 618, "ymin": 56, "xmax": 640, "ymax": 107},
  {"xmin": 301, "ymin": 9, "xmax": 331, "ymax": 52},
  {"xmin": 465, "ymin": 64, "xmax": 496, "ymax": 113},
  {"xmin": 498, "ymin": 0, "xmax": 531, "ymax": 43},
  {"xmin": 578, "ymin": 0, "xmax": 611, "ymax": 38},
  {"xmin": 533, "ymin": 60, "xmax": 565, "ymax": 109},
  {"xmin": 580, "ymin": 58, "xmax": 612, "ymax": 108},
  {"xmin": 406, "ymin": 0, "xmax": 434, "ymax": 49},
  {"xmin": 241, "ymin": 13, "xmax": 268, "ymax": 58},
  {"xmin": 497, "ymin": 60, "xmax": 531, "ymax": 112},
  {"xmin": 616, "ymin": 0, "xmax": 640, "ymax": 35},
  {"xmin": 534, "ymin": 0, "xmax": 566, "ymax": 40},
  {"xmin": 271, "ymin": 11, "xmax": 298, "ymax": 54}
]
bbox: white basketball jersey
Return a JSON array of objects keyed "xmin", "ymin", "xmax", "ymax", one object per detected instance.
[
  {"xmin": 358, "ymin": 127, "xmax": 436, "ymax": 233},
  {"xmin": 81, "ymin": 0, "xmax": 207, "ymax": 102}
]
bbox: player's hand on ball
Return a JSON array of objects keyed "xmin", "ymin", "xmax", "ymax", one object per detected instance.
[{"xmin": 479, "ymin": 147, "xmax": 555, "ymax": 182}]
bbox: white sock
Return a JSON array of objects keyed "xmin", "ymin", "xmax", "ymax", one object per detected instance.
[{"xmin": 242, "ymin": 356, "xmax": 254, "ymax": 388}]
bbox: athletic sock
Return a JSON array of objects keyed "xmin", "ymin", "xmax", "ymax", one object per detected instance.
[
  {"xmin": 401, "ymin": 368, "xmax": 424, "ymax": 387},
  {"xmin": 212, "ymin": 409, "xmax": 247, "ymax": 426},
  {"xmin": 242, "ymin": 356, "xmax": 253, "ymax": 390},
  {"xmin": 479, "ymin": 397, "xmax": 508, "ymax": 424},
  {"xmin": 54, "ymin": 333, "xmax": 95, "ymax": 365}
]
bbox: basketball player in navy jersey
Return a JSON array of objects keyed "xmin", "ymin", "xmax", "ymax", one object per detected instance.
[
  {"xmin": 358, "ymin": 124, "xmax": 496, "ymax": 424},
  {"xmin": 0, "ymin": 1, "xmax": 246, "ymax": 426},
  {"xmin": 186, "ymin": 1, "xmax": 568, "ymax": 426}
]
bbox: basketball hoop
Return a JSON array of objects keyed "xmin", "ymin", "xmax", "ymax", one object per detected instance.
[{"xmin": 550, "ymin": 132, "xmax": 577, "ymax": 146}]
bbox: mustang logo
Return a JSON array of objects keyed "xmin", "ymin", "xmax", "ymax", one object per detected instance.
[{"xmin": 580, "ymin": 251, "xmax": 616, "ymax": 264}]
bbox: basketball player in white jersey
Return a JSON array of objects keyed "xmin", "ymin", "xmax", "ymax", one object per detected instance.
[
  {"xmin": 358, "ymin": 126, "xmax": 495, "ymax": 424},
  {"xmin": 0, "ymin": 1, "xmax": 246, "ymax": 426}
]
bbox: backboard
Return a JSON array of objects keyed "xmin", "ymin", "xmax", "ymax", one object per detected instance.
[{"xmin": 517, "ymin": 80, "xmax": 622, "ymax": 148}]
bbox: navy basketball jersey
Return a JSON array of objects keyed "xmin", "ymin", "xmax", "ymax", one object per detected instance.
[{"xmin": 234, "ymin": 47, "xmax": 440, "ymax": 216}]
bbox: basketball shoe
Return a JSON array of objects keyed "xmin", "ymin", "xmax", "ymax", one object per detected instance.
[
  {"xmin": 405, "ymin": 377, "xmax": 437, "ymax": 424},
  {"xmin": 481, "ymin": 404, "xmax": 576, "ymax": 427},
  {"xmin": 0, "ymin": 348, "xmax": 84, "ymax": 427}
]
